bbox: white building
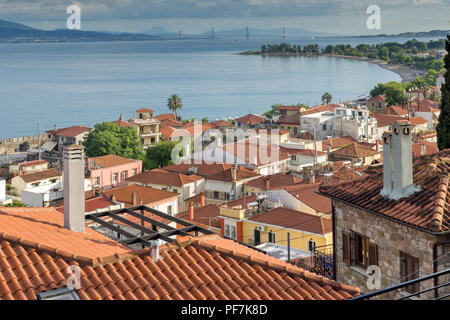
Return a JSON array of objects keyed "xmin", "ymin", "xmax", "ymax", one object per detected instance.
[{"xmin": 332, "ymin": 107, "xmax": 378, "ymax": 143}]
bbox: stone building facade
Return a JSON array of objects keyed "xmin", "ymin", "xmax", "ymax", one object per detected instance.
[{"xmin": 333, "ymin": 200, "xmax": 449, "ymax": 299}]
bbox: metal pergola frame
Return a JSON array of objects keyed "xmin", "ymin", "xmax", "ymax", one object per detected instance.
[{"xmin": 85, "ymin": 205, "xmax": 215, "ymax": 247}]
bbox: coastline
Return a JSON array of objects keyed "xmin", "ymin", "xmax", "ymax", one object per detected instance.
[
  {"xmin": 238, "ymin": 51, "xmax": 425, "ymax": 83},
  {"xmin": 319, "ymin": 54, "xmax": 425, "ymax": 83}
]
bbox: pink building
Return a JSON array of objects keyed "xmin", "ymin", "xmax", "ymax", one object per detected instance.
[{"xmin": 86, "ymin": 154, "xmax": 142, "ymax": 190}]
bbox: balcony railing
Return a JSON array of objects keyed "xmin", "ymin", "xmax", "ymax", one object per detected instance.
[{"xmin": 351, "ymin": 268, "xmax": 450, "ymax": 300}]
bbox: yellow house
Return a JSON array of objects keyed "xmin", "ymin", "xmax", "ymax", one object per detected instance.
[
  {"xmin": 130, "ymin": 108, "xmax": 161, "ymax": 148},
  {"xmin": 218, "ymin": 196, "xmax": 332, "ymax": 254}
]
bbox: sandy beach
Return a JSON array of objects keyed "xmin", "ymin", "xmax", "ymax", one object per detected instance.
[{"xmin": 321, "ymin": 54, "xmax": 426, "ymax": 83}]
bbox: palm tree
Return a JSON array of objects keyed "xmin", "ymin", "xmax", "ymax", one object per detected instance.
[
  {"xmin": 168, "ymin": 94, "xmax": 183, "ymax": 119},
  {"xmin": 321, "ymin": 92, "xmax": 333, "ymax": 105}
]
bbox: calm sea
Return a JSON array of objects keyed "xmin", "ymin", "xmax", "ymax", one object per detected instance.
[{"xmin": 0, "ymin": 35, "xmax": 442, "ymax": 138}]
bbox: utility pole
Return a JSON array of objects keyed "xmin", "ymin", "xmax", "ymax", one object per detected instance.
[
  {"xmin": 287, "ymin": 232, "xmax": 291, "ymax": 263},
  {"xmin": 313, "ymin": 127, "xmax": 318, "ymax": 167},
  {"xmin": 38, "ymin": 122, "xmax": 41, "ymax": 161}
]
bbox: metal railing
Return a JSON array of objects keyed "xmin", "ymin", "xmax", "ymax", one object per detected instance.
[{"xmin": 351, "ymin": 268, "xmax": 450, "ymax": 300}]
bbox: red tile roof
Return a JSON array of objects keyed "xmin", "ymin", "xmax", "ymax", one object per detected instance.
[
  {"xmin": 126, "ymin": 169, "xmax": 203, "ymax": 187},
  {"xmin": 235, "ymin": 114, "xmax": 266, "ymax": 125},
  {"xmin": 368, "ymin": 95, "xmax": 386, "ymax": 102},
  {"xmin": 137, "ymin": 108, "xmax": 154, "ymax": 113},
  {"xmin": 277, "ymin": 105, "xmax": 308, "ymax": 112},
  {"xmin": 300, "ymin": 104, "xmax": 340, "ymax": 116},
  {"xmin": 162, "ymin": 162, "xmax": 233, "ymax": 178},
  {"xmin": 319, "ymin": 149, "xmax": 450, "ymax": 233},
  {"xmin": 330, "ymin": 142, "xmax": 380, "ymax": 159},
  {"xmin": 409, "ymin": 116, "xmax": 428, "ymax": 126},
  {"xmin": 88, "ymin": 154, "xmax": 140, "ymax": 169},
  {"xmin": 155, "ymin": 113, "xmax": 176, "ymax": 122},
  {"xmin": 278, "ymin": 112, "xmax": 301, "ymax": 125},
  {"xmin": 285, "ymin": 184, "xmax": 332, "ymax": 214},
  {"xmin": 374, "ymin": 105, "xmax": 409, "ymax": 116},
  {"xmin": 220, "ymin": 196, "xmax": 258, "ymax": 210},
  {"xmin": 0, "ymin": 234, "xmax": 359, "ymax": 300},
  {"xmin": 208, "ymin": 167, "xmax": 260, "ymax": 182},
  {"xmin": 373, "ymin": 114, "xmax": 407, "ymax": 127},
  {"xmin": 321, "ymin": 136, "xmax": 357, "ymax": 151},
  {"xmin": 411, "ymin": 100, "xmax": 440, "ymax": 113},
  {"xmin": 46, "ymin": 125, "xmax": 90, "ymax": 137},
  {"xmin": 19, "ymin": 160, "xmax": 48, "ymax": 168},
  {"xmin": 248, "ymin": 207, "xmax": 332, "ymax": 234},
  {"xmin": 245, "ymin": 173, "xmax": 302, "ymax": 190},
  {"xmin": 177, "ymin": 204, "xmax": 221, "ymax": 228},
  {"xmin": 210, "ymin": 120, "xmax": 234, "ymax": 128},
  {"xmin": 103, "ymin": 185, "xmax": 179, "ymax": 208},
  {"xmin": 111, "ymin": 119, "xmax": 131, "ymax": 127},
  {"xmin": 222, "ymin": 141, "xmax": 290, "ymax": 167},
  {"xmin": 18, "ymin": 168, "xmax": 62, "ymax": 183},
  {"xmin": 280, "ymin": 147, "xmax": 327, "ymax": 157},
  {"xmin": 0, "ymin": 207, "xmax": 131, "ymax": 260},
  {"xmin": 55, "ymin": 196, "xmax": 117, "ymax": 214}
]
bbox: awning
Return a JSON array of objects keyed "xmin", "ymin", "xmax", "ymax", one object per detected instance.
[{"xmin": 41, "ymin": 141, "xmax": 57, "ymax": 152}]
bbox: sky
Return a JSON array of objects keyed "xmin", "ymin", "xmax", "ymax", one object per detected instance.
[{"xmin": 0, "ymin": 0, "xmax": 449, "ymax": 35}]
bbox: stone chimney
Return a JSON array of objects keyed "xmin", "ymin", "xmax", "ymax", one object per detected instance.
[
  {"xmin": 380, "ymin": 121, "xmax": 420, "ymax": 200},
  {"xmin": 189, "ymin": 202, "xmax": 195, "ymax": 220},
  {"xmin": 63, "ymin": 145, "xmax": 85, "ymax": 233}
]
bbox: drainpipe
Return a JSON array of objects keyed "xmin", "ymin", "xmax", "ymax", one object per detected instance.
[
  {"xmin": 331, "ymin": 199, "xmax": 337, "ymax": 281},
  {"xmin": 432, "ymin": 238, "xmax": 450, "ymax": 298}
]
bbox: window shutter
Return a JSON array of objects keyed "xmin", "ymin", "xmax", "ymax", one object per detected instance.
[
  {"xmin": 368, "ymin": 243, "xmax": 378, "ymax": 266},
  {"xmin": 342, "ymin": 231, "xmax": 350, "ymax": 265}
]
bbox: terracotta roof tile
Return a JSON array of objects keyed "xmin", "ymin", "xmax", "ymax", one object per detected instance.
[
  {"xmin": 330, "ymin": 142, "xmax": 379, "ymax": 159},
  {"xmin": 126, "ymin": 169, "xmax": 203, "ymax": 187},
  {"xmin": 235, "ymin": 114, "xmax": 266, "ymax": 125},
  {"xmin": 248, "ymin": 207, "xmax": 332, "ymax": 234},
  {"xmin": 285, "ymin": 183, "xmax": 332, "ymax": 214},
  {"xmin": 103, "ymin": 185, "xmax": 179, "ymax": 208},
  {"xmin": 177, "ymin": 204, "xmax": 221, "ymax": 228},
  {"xmin": 46, "ymin": 125, "xmax": 90, "ymax": 137},
  {"xmin": 88, "ymin": 154, "xmax": 140, "ymax": 168},
  {"xmin": 319, "ymin": 149, "xmax": 450, "ymax": 232},
  {"xmin": 18, "ymin": 168, "xmax": 62, "ymax": 183},
  {"xmin": 244, "ymin": 173, "xmax": 302, "ymax": 190}
]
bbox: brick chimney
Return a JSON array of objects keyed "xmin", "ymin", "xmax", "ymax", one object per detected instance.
[
  {"xmin": 265, "ymin": 176, "xmax": 270, "ymax": 190},
  {"xmin": 189, "ymin": 201, "xmax": 194, "ymax": 220},
  {"xmin": 380, "ymin": 121, "xmax": 420, "ymax": 200},
  {"xmin": 200, "ymin": 192, "xmax": 205, "ymax": 207},
  {"xmin": 63, "ymin": 145, "xmax": 85, "ymax": 233}
]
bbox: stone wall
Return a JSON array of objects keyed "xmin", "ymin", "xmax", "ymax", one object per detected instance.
[
  {"xmin": 0, "ymin": 135, "xmax": 47, "ymax": 154},
  {"xmin": 334, "ymin": 200, "xmax": 444, "ymax": 300}
]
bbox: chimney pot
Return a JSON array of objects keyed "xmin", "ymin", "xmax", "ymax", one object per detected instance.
[
  {"xmin": 63, "ymin": 145, "xmax": 85, "ymax": 233},
  {"xmin": 189, "ymin": 202, "xmax": 194, "ymax": 220},
  {"xmin": 150, "ymin": 240, "xmax": 160, "ymax": 261},
  {"xmin": 200, "ymin": 192, "xmax": 205, "ymax": 207}
]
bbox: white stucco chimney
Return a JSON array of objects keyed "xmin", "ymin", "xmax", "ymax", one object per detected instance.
[
  {"xmin": 380, "ymin": 121, "xmax": 420, "ymax": 200},
  {"xmin": 63, "ymin": 145, "xmax": 85, "ymax": 233}
]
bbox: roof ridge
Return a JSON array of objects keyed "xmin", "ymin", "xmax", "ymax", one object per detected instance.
[
  {"xmin": 430, "ymin": 175, "xmax": 449, "ymax": 232},
  {"xmin": 191, "ymin": 237, "xmax": 360, "ymax": 296}
]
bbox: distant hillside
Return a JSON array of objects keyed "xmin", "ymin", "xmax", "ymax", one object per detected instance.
[{"xmin": 0, "ymin": 19, "xmax": 160, "ymax": 43}]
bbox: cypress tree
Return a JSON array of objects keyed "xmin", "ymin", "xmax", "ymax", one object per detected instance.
[{"xmin": 437, "ymin": 35, "xmax": 450, "ymax": 150}]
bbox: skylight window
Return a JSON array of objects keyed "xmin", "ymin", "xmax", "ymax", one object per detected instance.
[{"xmin": 36, "ymin": 287, "xmax": 80, "ymax": 300}]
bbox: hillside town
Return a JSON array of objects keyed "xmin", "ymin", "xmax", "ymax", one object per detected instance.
[{"xmin": 0, "ymin": 34, "xmax": 449, "ymax": 302}]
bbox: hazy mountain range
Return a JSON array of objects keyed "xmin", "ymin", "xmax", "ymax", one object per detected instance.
[{"xmin": 0, "ymin": 19, "xmax": 159, "ymax": 43}]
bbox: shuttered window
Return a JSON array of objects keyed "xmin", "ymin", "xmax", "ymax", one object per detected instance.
[
  {"xmin": 347, "ymin": 231, "xmax": 378, "ymax": 269},
  {"xmin": 400, "ymin": 252, "xmax": 420, "ymax": 294},
  {"xmin": 342, "ymin": 231, "xmax": 351, "ymax": 265}
]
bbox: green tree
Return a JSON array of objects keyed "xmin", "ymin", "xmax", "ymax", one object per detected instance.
[
  {"xmin": 384, "ymin": 82, "xmax": 408, "ymax": 106},
  {"xmin": 321, "ymin": 92, "xmax": 333, "ymax": 105},
  {"xmin": 83, "ymin": 122, "xmax": 143, "ymax": 159},
  {"xmin": 262, "ymin": 104, "xmax": 281, "ymax": 119},
  {"xmin": 168, "ymin": 94, "xmax": 183, "ymax": 119},
  {"xmin": 437, "ymin": 36, "xmax": 450, "ymax": 150},
  {"xmin": 143, "ymin": 140, "xmax": 181, "ymax": 170},
  {"xmin": 4, "ymin": 200, "xmax": 27, "ymax": 207},
  {"xmin": 370, "ymin": 83, "xmax": 387, "ymax": 97}
]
